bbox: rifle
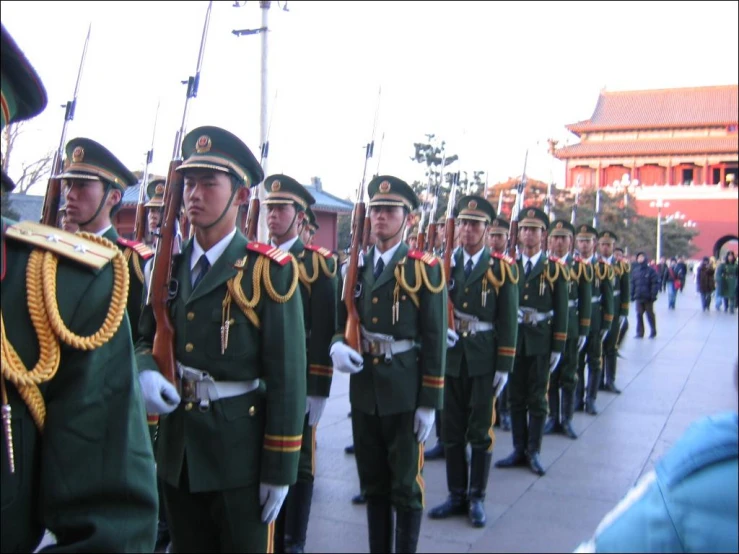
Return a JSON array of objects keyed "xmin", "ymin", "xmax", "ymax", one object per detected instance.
[
  {"xmin": 593, "ymin": 188, "xmax": 601, "ymax": 228},
  {"xmin": 542, "ymin": 180, "xmax": 553, "ymax": 252},
  {"xmin": 507, "ymin": 150, "xmax": 528, "ymax": 257},
  {"xmin": 426, "ymin": 147, "xmax": 446, "ymax": 253},
  {"xmin": 442, "ymin": 171, "xmax": 458, "ymax": 331},
  {"xmin": 570, "ymin": 184, "xmax": 580, "ymax": 255},
  {"xmin": 148, "ymin": 0, "xmax": 213, "ymax": 385},
  {"xmin": 343, "ymin": 87, "xmax": 381, "ymax": 351},
  {"xmin": 244, "ymin": 90, "xmax": 276, "ymax": 240},
  {"xmin": 134, "ymin": 100, "xmax": 161, "ymax": 242},
  {"xmin": 40, "ymin": 24, "xmax": 91, "ymax": 227},
  {"xmin": 416, "ymin": 169, "xmax": 433, "ymax": 251}
]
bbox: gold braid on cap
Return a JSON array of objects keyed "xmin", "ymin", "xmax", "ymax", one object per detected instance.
[{"xmin": 1, "ymin": 234, "xmax": 129, "ymax": 431}]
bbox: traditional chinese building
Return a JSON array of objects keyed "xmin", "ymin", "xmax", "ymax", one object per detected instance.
[{"xmin": 554, "ymin": 84, "xmax": 738, "ymax": 258}]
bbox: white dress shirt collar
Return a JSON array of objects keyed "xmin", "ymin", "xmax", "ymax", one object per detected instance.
[
  {"xmin": 190, "ymin": 228, "xmax": 237, "ymax": 273},
  {"xmin": 272, "ymin": 235, "xmax": 300, "ymax": 253},
  {"xmin": 373, "ymin": 241, "xmax": 402, "ymax": 270}
]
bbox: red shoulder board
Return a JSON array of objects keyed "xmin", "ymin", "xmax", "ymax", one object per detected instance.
[
  {"xmin": 491, "ymin": 252, "xmax": 515, "ymax": 265},
  {"xmin": 600, "ymin": 259, "xmax": 612, "ymax": 266},
  {"xmin": 117, "ymin": 237, "xmax": 154, "ymax": 260},
  {"xmin": 550, "ymin": 256, "xmax": 566, "ymax": 266},
  {"xmin": 246, "ymin": 241, "xmax": 292, "ymax": 266},
  {"xmin": 407, "ymin": 249, "xmax": 439, "ymax": 266},
  {"xmin": 304, "ymin": 244, "xmax": 334, "ymax": 259}
]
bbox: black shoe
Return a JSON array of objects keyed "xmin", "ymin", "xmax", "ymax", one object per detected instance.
[
  {"xmin": 598, "ymin": 382, "xmax": 607, "ymax": 391},
  {"xmin": 527, "ymin": 452, "xmax": 546, "ymax": 476},
  {"xmin": 428, "ymin": 493, "xmax": 468, "ymax": 519},
  {"xmin": 604, "ymin": 383, "xmax": 621, "ymax": 394},
  {"xmin": 424, "ymin": 442, "xmax": 445, "ymax": 460},
  {"xmin": 574, "ymin": 400, "xmax": 585, "ymax": 412},
  {"xmin": 495, "ymin": 450, "xmax": 527, "ymax": 468},
  {"xmin": 634, "ymin": 334, "xmax": 644, "ymax": 339},
  {"xmin": 500, "ymin": 412, "xmax": 511, "ymax": 431},
  {"xmin": 543, "ymin": 417, "xmax": 559, "ymax": 435},
  {"xmin": 585, "ymin": 400, "xmax": 598, "ymax": 415},
  {"xmin": 344, "ymin": 444, "xmax": 355, "ymax": 454},
  {"xmin": 561, "ymin": 419, "xmax": 578, "ymax": 440},
  {"xmin": 468, "ymin": 498, "xmax": 486, "ymax": 528},
  {"xmin": 352, "ymin": 492, "xmax": 367, "ymax": 505},
  {"xmin": 649, "ymin": 332, "xmax": 657, "ymax": 339}
]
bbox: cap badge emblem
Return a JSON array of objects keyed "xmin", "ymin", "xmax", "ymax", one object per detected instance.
[
  {"xmin": 379, "ymin": 180, "xmax": 391, "ymax": 193},
  {"xmin": 556, "ymin": 222, "xmax": 563, "ymax": 229},
  {"xmin": 468, "ymin": 200, "xmax": 478, "ymax": 209},
  {"xmin": 72, "ymin": 146, "xmax": 85, "ymax": 163},
  {"xmin": 581, "ymin": 225, "xmax": 587, "ymax": 232},
  {"xmin": 155, "ymin": 184, "xmax": 165, "ymax": 195},
  {"xmin": 271, "ymin": 180, "xmax": 281, "ymax": 192},
  {"xmin": 527, "ymin": 209, "xmax": 535, "ymax": 217},
  {"xmin": 195, "ymin": 135, "xmax": 212, "ymax": 154}
]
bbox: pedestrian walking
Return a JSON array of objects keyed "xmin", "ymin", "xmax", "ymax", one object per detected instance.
[
  {"xmin": 697, "ymin": 257, "xmax": 716, "ymax": 312},
  {"xmin": 631, "ymin": 252, "xmax": 659, "ymax": 338}
]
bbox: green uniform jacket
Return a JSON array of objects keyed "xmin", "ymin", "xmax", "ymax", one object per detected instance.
[
  {"xmin": 610, "ymin": 258, "xmax": 631, "ymax": 318},
  {"xmin": 717, "ymin": 261, "xmax": 738, "ymax": 298},
  {"xmin": 587, "ymin": 257, "xmax": 615, "ymax": 333},
  {"xmin": 290, "ymin": 239, "xmax": 337, "ymax": 398},
  {"xmin": 1, "ymin": 218, "xmax": 157, "ymax": 552},
  {"xmin": 446, "ymin": 247, "xmax": 519, "ymax": 377},
  {"xmin": 103, "ymin": 226, "xmax": 153, "ymax": 343},
  {"xmin": 136, "ymin": 231, "xmax": 307, "ymax": 491},
  {"xmin": 566, "ymin": 254, "xmax": 593, "ymax": 339},
  {"xmin": 333, "ymin": 243, "xmax": 447, "ymax": 416},
  {"xmin": 516, "ymin": 254, "xmax": 570, "ymax": 356}
]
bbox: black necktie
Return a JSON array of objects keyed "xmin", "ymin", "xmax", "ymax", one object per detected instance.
[
  {"xmin": 374, "ymin": 258, "xmax": 385, "ymax": 280},
  {"xmin": 193, "ymin": 254, "xmax": 211, "ymax": 289},
  {"xmin": 464, "ymin": 258, "xmax": 474, "ymax": 279},
  {"xmin": 525, "ymin": 260, "xmax": 533, "ymax": 278}
]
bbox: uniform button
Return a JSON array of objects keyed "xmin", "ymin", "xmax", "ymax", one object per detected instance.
[
  {"xmin": 401, "ymin": 295, "xmax": 407, "ymax": 301},
  {"xmin": 525, "ymin": 284, "xmax": 529, "ymax": 289},
  {"xmin": 372, "ymin": 297, "xmax": 378, "ymax": 304},
  {"xmin": 185, "ymin": 403, "xmax": 193, "ymax": 411},
  {"xmin": 185, "ymin": 343, "xmax": 194, "ymax": 352},
  {"xmin": 373, "ymin": 357, "xmax": 379, "ymax": 365},
  {"xmin": 187, "ymin": 312, "xmax": 195, "ymax": 321},
  {"xmin": 465, "ymin": 288, "xmax": 469, "ymax": 293},
  {"xmin": 372, "ymin": 317, "xmax": 378, "ymax": 324},
  {"xmin": 249, "ymin": 406, "xmax": 256, "ymax": 416},
  {"xmin": 524, "ymin": 295, "xmax": 529, "ymax": 300},
  {"xmin": 463, "ymin": 302, "xmax": 468, "ymax": 308}
]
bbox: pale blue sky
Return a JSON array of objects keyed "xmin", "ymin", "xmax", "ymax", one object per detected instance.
[{"xmin": 3, "ymin": 0, "xmax": 738, "ymax": 198}]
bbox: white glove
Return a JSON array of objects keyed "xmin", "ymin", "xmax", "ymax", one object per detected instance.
[
  {"xmin": 259, "ymin": 483, "xmax": 289, "ymax": 523},
  {"xmin": 549, "ymin": 352, "xmax": 562, "ymax": 373},
  {"xmin": 138, "ymin": 370, "xmax": 181, "ymax": 414},
  {"xmin": 413, "ymin": 407, "xmax": 435, "ymax": 444},
  {"xmin": 577, "ymin": 335, "xmax": 587, "ymax": 352},
  {"xmin": 329, "ymin": 342, "xmax": 364, "ymax": 374},
  {"xmin": 306, "ymin": 395, "xmax": 327, "ymax": 427},
  {"xmin": 619, "ymin": 315, "xmax": 627, "ymax": 329},
  {"xmin": 493, "ymin": 372, "xmax": 508, "ymax": 397},
  {"xmin": 446, "ymin": 329, "xmax": 459, "ymax": 348}
]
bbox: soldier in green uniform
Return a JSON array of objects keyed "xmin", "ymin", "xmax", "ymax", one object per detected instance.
[
  {"xmin": 300, "ymin": 206, "xmax": 318, "ymax": 247},
  {"xmin": 544, "ymin": 220, "xmax": 592, "ymax": 439},
  {"xmin": 487, "ymin": 216, "xmax": 513, "ymax": 432},
  {"xmin": 145, "ymin": 177, "xmax": 165, "ymax": 247},
  {"xmin": 427, "ymin": 196, "xmax": 519, "ymax": 528},
  {"xmin": 598, "ymin": 230, "xmax": 629, "ymax": 394},
  {"xmin": 58, "ymin": 138, "xmax": 153, "ymax": 343},
  {"xmin": 263, "ymin": 174, "xmax": 337, "ymax": 553},
  {"xmin": 573, "ymin": 224, "xmax": 614, "ymax": 415},
  {"xmin": 1, "ymin": 24, "xmax": 157, "ymax": 552},
  {"xmin": 495, "ymin": 208, "xmax": 569, "ymax": 476},
  {"xmin": 135, "ymin": 126, "xmax": 307, "ymax": 552},
  {"xmin": 330, "ymin": 175, "xmax": 447, "ymax": 553}
]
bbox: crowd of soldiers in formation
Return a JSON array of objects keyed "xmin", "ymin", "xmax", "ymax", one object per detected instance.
[{"xmin": 3, "ymin": 21, "xmax": 706, "ymax": 554}]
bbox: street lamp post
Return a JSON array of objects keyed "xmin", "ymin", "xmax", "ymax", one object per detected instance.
[{"xmin": 650, "ymin": 198, "xmax": 669, "ymax": 261}]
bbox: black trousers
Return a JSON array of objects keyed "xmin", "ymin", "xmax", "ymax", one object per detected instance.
[{"xmin": 635, "ymin": 301, "xmax": 656, "ymax": 336}]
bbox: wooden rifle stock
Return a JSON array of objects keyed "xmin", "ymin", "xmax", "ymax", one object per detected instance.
[
  {"xmin": 427, "ymin": 223, "xmax": 437, "ymax": 253},
  {"xmin": 40, "ymin": 176, "xmax": 62, "ymax": 227},
  {"xmin": 443, "ymin": 217, "xmax": 456, "ymax": 331},
  {"xmin": 245, "ymin": 196, "xmax": 260, "ymax": 242},
  {"xmin": 150, "ymin": 159, "xmax": 184, "ymax": 385},
  {"xmin": 134, "ymin": 196, "xmax": 146, "ymax": 242},
  {"xmin": 343, "ymin": 202, "xmax": 365, "ymax": 351},
  {"xmin": 417, "ymin": 230, "xmax": 426, "ymax": 252}
]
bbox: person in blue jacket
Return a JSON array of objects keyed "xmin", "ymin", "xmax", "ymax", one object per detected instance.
[{"xmin": 575, "ymin": 362, "xmax": 738, "ymax": 553}]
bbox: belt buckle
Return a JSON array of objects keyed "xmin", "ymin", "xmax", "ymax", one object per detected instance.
[
  {"xmin": 523, "ymin": 311, "xmax": 536, "ymax": 325},
  {"xmin": 181, "ymin": 378, "xmax": 199, "ymax": 404},
  {"xmin": 458, "ymin": 319, "xmax": 471, "ymax": 334},
  {"xmin": 369, "ymin": 341, "xmax": 382, "ymax": 356}
]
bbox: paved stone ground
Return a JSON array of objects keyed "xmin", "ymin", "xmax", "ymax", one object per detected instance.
[{"xmin": 306, "ymin": 292, "xmax": 738, "ymax": 553}]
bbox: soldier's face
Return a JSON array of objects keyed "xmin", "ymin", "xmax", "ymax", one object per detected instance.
[
  {"xmin": 460, "ymin": 219, "xmax": 485, "ymax": 250},
  {"xmin": 578, "ymin": 237, "xmax": 594, "ymax": 257},
  {"xmin": 488, "ymin": 232, "xmax": 507, "ymax": 253},
  {"xmin": 63, "ymin": 178, "xmax": 120, "ymax": 226},
  {"xmin": 267, "ymin": 204, "xmax": 304, "ymax": 239},
  {"xmin": 299, "ymin": 222, "xmax": 312, "ymax": 244},
  {"xmin": 60, "ymin": 213, "xmax": 78, "ymax": 233},
  {"xmin": 370, "ymin": 206, "xmax": 406, "ymax": 241},
  {"xmin": 147, "ymin": 209, "xmax": 162, "ymax": 234},
  {"xmin": 599, "ymin": 241, "xmax": 613, "ymax": 258},
  {"xmin": 520, "ymin": 225, "xmax": 542, "ymax": 249},
  {"xmin": 183, "ymin": 169, "xmax": 246, "ymax": 229},
  {"xmin": 551, "ymin": 235, "xmax": 571, "ymax": 258}
]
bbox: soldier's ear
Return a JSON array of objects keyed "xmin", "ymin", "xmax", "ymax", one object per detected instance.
[{"xmin": 234, "ymin": 185, "xmax": 250, "ymax": 206}]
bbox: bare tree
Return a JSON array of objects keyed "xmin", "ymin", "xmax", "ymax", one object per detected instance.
[{"xmin": 1, "ymin": 121, "xmax": 54, "ymax": 194}]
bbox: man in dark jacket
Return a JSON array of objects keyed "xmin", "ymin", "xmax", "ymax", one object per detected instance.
[
  {"xmin": 631, "ymin": 252, "xmax": 659, "ymax": 338},
  {"xmin": 675, "ymin": 256, "xmax": 688, "ymax": 293}
]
